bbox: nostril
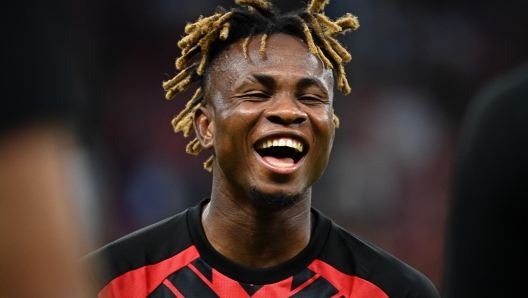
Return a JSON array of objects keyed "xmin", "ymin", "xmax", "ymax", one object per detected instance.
[
  {"xmin": 292, "ymin": 117, "xmax": 305, "ymax": 124},
  {"xmin": 267, "ymin": 115, "xmax": 283, "ymax": 124},
  {"xmin": 267, "ymin": 115, "xmax": 306, "ymax": 125}
]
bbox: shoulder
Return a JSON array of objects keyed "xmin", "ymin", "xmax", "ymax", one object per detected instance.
[
  {"xmin": 318, "ymin": 217, "xmax": 440, "ymax": 298},
  {"xmin": 81, "ymin": 209, "xmax": 193, "ymax": 292}
]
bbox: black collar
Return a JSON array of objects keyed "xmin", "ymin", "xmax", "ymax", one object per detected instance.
[{"xmin": 186, "ymin": 198, "xmax": 331, "ymax": 284}]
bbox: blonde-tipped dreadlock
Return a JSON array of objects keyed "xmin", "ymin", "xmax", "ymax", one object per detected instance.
[{"xmin": 163, "ymin": 0, "xmax": 359, "ymax": 171}]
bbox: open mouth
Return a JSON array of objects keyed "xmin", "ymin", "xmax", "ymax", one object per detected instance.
[{"xmin": 254, "ymin": 137, "xmax": 306, "ymax": 168}]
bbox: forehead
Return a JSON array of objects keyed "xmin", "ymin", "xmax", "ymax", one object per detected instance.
[{"xmin": 206, "ymin": 33, "xmax": 334, "ymax": 91}]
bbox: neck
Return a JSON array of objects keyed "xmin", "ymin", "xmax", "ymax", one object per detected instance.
[{"xmin": 202, "ymin": 180, "xmax": 313, "ymax": 268}]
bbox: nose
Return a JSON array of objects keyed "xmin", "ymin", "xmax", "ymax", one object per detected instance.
[{"xmin": 264, "ymin": 94, "xmax": 307, "ymax": 125}]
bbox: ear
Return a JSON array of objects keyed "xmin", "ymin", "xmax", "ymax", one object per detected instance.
[{"xmin": 193, "ymin": 105, "xmax": 214, "ymax": 149}]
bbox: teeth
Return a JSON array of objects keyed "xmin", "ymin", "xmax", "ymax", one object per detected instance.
[{"xmin": 256, "ymin": 137, "xmax": 304, "ymax": 153}]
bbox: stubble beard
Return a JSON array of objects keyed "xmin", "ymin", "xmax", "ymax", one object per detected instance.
[{"xmin": 249, "ymin": 187, "xmax": 303, "ymax": 209}]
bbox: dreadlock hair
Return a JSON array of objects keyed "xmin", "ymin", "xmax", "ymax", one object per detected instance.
[{"xmin": 163, "ymin": 0, "xmax": 359, "ymax": 171}]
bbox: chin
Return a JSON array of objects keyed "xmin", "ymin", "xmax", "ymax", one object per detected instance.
[{"xmin": 249, "ymin": 187, "xmax": 303, "ymax": 209}]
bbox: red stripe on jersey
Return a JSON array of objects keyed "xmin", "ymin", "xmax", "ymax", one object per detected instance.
[
  {"xmin": 287, "ymin": 273, "xmax": 320, "ymax": 296},
  {"xmin": 199, "ymin": 270, "xmax": 296, "ymax": 298},
  {"xmin": 163, "ymin": 279, "xmax": 185, "ymax": 298},
  {"xmin": 207, "ymin": 268, "xmax": 253, "ymax": 297},
  {"xmin": 187, "ymin": 263, "xmax": 215, "ymax": 290},
  {"xmin": 308, "ymin": 259, "xmax": 388, "ymax": 298},
  {"xmin": 251, "ymin": 277, "xmax": 294, "ymax": 298},
  {"xmin": 98, "ymin": 246, "xmax": 200, "ymax": 298}
]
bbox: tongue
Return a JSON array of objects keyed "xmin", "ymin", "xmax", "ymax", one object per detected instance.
[{"xmin": 263, "ymin": 156, "xmax": 294, "ymax": 166}]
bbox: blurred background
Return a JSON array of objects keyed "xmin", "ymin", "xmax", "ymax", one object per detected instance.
[{"xmin": 54, "ymin": 0, "xmax": 528, "ymax": 290}]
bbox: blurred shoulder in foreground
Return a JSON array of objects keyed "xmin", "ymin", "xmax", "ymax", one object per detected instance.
[
  {"xmin": 442, "ymin": 61, "xmax": 528, "ymax": 297},
  {"xmin": 0, "ymin": 1, "xmax": 100, "ymax": 297}
]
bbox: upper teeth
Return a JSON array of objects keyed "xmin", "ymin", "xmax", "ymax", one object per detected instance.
[{"xmin": 256, "ymin": 137, "xmax": 304, "ymax": 152}]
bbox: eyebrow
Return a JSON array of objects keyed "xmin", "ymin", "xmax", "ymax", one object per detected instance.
[
  {"xmin": 248, "ymin": 74, "xmax": 327, "ymax": 93},
  {"xmin": 296, "ymin": 77, "xmax": 327, "ymax": 92},
  {"xmin": 250, "ymin": 73, "xmax": 276, "ymax": 88}
]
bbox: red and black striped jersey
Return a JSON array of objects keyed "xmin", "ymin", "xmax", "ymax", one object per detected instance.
[{"xmin": 83, "ymin": 199, "xmax": 439, "ymax": 297}]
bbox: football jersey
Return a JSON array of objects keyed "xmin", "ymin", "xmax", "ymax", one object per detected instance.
[{"xmin": 84, "ymin": 199, "xmax": 439, "ymax": 297}]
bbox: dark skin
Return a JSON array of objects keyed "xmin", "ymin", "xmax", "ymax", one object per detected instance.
[{"xmin": 193, "ymin": 33, "xmax": 335, "ymax": 268}]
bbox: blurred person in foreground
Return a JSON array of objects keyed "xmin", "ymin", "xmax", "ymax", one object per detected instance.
[
  {"xmin": 0, "ymin": 1, "xmax": 97, "ymax": 297},
  {"xmin": 442, "ymin": 61, "xmax": 528, "ymax": 297},
  {"xmin": 83, "ymin": 0, "xmax": 440, "ymax": 297}
]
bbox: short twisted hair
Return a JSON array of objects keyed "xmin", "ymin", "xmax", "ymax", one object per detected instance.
[{"xmin": 163, "ymin": 0, "xmax": 359, "ymax": 171}]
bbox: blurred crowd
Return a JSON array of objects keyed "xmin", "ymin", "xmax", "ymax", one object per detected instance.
[{"xmin": 57, "ymin": 0, "xmax": 528, "ymax": 289}]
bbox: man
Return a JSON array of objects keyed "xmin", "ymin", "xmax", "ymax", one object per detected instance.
[
  {"xmin": 84, "ymin": 0, "xmax": 440, "ymax": 297},
  {"xmin": 442, "ymin": 62, "xmax": 528, "ymax": 297}
]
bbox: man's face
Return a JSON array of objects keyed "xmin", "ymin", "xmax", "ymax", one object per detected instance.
[{"xmin": 201, "ymin": 33, "xmax": 335, "ymax": 205}]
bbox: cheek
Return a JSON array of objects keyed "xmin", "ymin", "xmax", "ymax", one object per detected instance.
[
  {"xmin": 311, "ymin": 110, "xmax": 336, "ymax": 163},
  {"xmin": 314, "ymin": 109, "xmax": 335, "ymax": 140},
  {"xmin": 216, "ymin": 99, "xmax": 267, "ymax": 126},
  {"xmin": 306, "ymin": 121, "xmax": 335, "ymax": 185},
  {"xmin": 211, "ymin": 105, "xmax": 260, "ymax": 155}
]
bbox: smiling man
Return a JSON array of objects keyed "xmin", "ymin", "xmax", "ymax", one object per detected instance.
[{"xmin": 84, "ymin": 0, "xmax": 440, "ymax": 297}]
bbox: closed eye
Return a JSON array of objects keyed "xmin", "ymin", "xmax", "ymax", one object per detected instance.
[
  {"xmin": 240, "ymin": 91, "xmax": 270, "ymax": 101},
  {"xmin": 298, "ymin": 95, "xmax": 327, "ymax": 104}
]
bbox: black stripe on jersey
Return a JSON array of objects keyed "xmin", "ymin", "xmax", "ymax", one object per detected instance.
[
  {"xmin": 291, "ymin": 268, "xmax": 316, "ymax": 290},
  {"xmin": 192, "ymin": 258, "xmax": 213, "ymax": 282},
  {"xmin": 147, "ymin": 283, "xmax": 176, "ymax": 298},
  {"xmin": 240, "ymin": 283, "xmax": 264, "ymax": 296},
  {"xmin": 318, "ymin": 221, "xmax": 439, "ymax": 297},
  {"xmin": 290, "ymin": 276, "xmax": 339, "ymax": 298},
  {"xmin": 82, "ymin": 209, "xmax": 193, "ymax": 291},
  {"xmin": 167, "ymin": 266, "xmax": 219, "ymax": 297}
]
